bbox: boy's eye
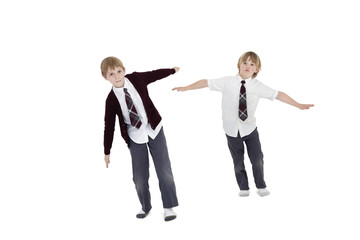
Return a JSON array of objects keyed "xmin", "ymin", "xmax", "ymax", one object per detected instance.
[{"xmin": 109, "ymin": 73, "xmax": 113, "ymax": 76}]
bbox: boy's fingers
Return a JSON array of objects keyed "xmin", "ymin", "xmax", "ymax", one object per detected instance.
[
  {"xmin": 172, "ymin": 87, "xmax": 185, "ymax": 92},
  {"xmin": 105, "ymin": 157, "xmax": 109, "ymax": 168}
]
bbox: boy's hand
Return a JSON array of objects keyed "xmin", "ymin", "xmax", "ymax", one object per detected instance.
[
  {"xmin": 173, "ymin": 67, "xmax": 180, "ymax": 72},
  {"xmin": 172, "ymin": 79, "xmax": 208, "ymax": 92},
  {"xmin": 172, "ymin": 86, "xmax": 187, "ymax": 92},
  {"xmin": 298, "ymin": 104, "xmax": 314, "ymax": 110},
  {"xmin": 104, "ymin": 155, "xmax": 110, "ymax": 168}
]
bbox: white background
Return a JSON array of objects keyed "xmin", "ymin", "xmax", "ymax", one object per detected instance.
[{"xmin": 1, "ymin": 0, "xmax": 359, "ymax": 239}]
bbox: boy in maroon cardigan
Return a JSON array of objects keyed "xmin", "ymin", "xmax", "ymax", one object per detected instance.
[{"xmin": 101, "ymin": 57, "xmax": 179, "ymax": 221}]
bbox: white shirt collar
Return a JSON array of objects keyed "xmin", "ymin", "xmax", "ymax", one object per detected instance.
[
  {"xmin": 237, "ymin": 74, "xmax": 255, "ymax": 84},
  {"xmin": 123, "ymin": 78, "xmax": 131, "ymax": 89},
  {"xmin": 236, "ymin": 74, "xmax": 246, "ymax": 83},
  {"xmin": 113, "ymin": 78, "xmax": 130, "ymax": 94}
]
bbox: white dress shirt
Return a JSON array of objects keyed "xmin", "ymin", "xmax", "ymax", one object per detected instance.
[
  {"xmin": 208, "ymin": 74, "xmax": 278, "ymax": 138},
  {"xmin": 113, "ymin": 78, "xmax": 162, "ymax": 144}
]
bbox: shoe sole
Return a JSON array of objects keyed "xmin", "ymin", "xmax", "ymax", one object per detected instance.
[
  {"xmin": 165, "ymin": 215, "xmax": 177, "ymax": 222},
  {"xmin": 136, "ymin": 212, "xmax": 149, "ymax": 219}
]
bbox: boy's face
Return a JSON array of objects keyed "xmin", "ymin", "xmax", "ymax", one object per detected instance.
[
  {"xmin": 104, "ymin": 66, "xmax": 125, "ymax": 88},
  {"xmin": 239, "ymin": 57, "xmax": 258, "ymax": 79}
]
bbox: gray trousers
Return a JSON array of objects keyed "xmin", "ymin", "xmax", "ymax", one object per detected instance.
[
  {"xmin": 129, "ymin": 127, "xmax": 178, "ymax": 213},
  {"xmin": 226, "ymin": 128, "xmax": 267, "ymax": 190}
]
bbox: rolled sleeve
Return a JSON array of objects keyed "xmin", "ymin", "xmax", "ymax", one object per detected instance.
[
  {"xmin": 208, "ymin": 77, "xmax": 227, "ymax": 92},
  {"xmin": 255, "ymin": 81, "xmax": 278, "ymax": 101}
]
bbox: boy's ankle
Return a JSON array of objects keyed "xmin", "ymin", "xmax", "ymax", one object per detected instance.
[
  {"xmin": 164, "ymin": 208, "xmax": 177, "ymax": 221},
  {"xmin": 239, "ymin": 190, "xmax": 250, "ymax": 197},
  {"xmin": 257, "ymin": 188, "xmax": 270, "ymax": 197}
]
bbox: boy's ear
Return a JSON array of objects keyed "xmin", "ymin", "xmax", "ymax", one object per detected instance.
[{"xmin": 103, "ymin": 76, "xmax": 108, "ymax": 81}]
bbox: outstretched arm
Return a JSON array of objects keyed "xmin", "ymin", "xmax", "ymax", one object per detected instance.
[
  {"xmin": 132, "ymin": 67, "xmax": 179, "ymax": 85},
  {"xmin": 276, "ymin": 91, "xmax": 314, "ymax": 110},
  {"xmin": 172, "ymin": 79, "xmax": 208, "ymax": 92}
]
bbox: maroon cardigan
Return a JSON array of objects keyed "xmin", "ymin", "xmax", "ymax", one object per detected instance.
[{"xmin": 103, "ymin": 68, "xmax": 176, "ymax": 155}]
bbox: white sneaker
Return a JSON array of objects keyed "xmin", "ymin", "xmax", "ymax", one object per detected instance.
[
  {"xmin": 164, "ymin": 208, "xmax": 177, "ymax": 221},
  {"xmin": 257, "ymin": 188, "xmax": 270, "ymax": 197},
  {"xmin": 136, "ymin": 210, "xmax": 149, "ymax": 219},
  {"xmin": 239, "ymin": 190, "xmax": 250, "ymax": 197}
]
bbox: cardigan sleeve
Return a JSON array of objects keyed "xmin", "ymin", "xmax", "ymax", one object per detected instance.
[
  {"xmin": 128, "ymin": 68, "xmax": 176, "ymax": 85},
  {"xmin": 104, "ymin": 96, "xmax": 116, "ymax": 155}
]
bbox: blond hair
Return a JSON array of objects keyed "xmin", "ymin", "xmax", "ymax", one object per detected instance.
[
  {"xmin": 237, "ymin": 51, "xmax": 261, "ymax": 79},
  {"xmin": 100, "ymin": 57, "xmax": 125, "ymax": 77}
]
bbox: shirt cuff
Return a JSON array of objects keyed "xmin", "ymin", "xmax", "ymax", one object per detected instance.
[{"xmin": 271, "ymin": 90, "xmax": 279, "ymax": 101}]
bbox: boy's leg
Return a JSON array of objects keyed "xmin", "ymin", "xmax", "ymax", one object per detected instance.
[
  {"xmin": 226, "ymin": 132, "xmax": 249, "ymax": 190},
  {"xmin": 129, "ymin": 139, "xmax": 152, "ymax": 213},
  {"xmin": 244, "ymin": 128, "xmax": 266, "ymax": 189},
  {"xmin": 148, "ymin": 127, "xmax": 179, "ymax": 209}
]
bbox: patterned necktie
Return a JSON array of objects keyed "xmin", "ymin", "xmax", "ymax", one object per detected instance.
[
  {"xmin": 124, "ymin": 88, "xmax": 142, "ymax": 128},
  {"xmin": 239, "ymin": 80, "xmax": 248, "ymax": 121}
]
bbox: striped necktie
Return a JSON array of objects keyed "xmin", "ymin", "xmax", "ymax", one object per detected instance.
[
  {"xmin": 124, "ymin": 88, "xmax": 142, "ymax": 128},
  {"xmin": 239, "ymin": 80, "xmax": 248, "ymax": 121}
]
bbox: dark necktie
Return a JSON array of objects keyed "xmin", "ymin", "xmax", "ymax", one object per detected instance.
[
  {"xmin": 239, "ymin": 80, "xmax": 248, "ymax": 121},
  {"xmin": 124, "ymin": 88, "xmax": 142, "ymax": 128}
]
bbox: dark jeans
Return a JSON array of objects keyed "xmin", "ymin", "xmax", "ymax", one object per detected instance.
[
  {"xmin": 129, "ymin": 127, "xmax": 178, "ymax": 213},
  {"xmin": 226, "ymin": 128, "xmax": 266, "ymax": 190}
]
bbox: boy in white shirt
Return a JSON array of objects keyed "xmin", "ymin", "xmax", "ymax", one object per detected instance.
[{"xmin": 173, "ymin": 51, "xmax": 314, "ymax": 197}]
